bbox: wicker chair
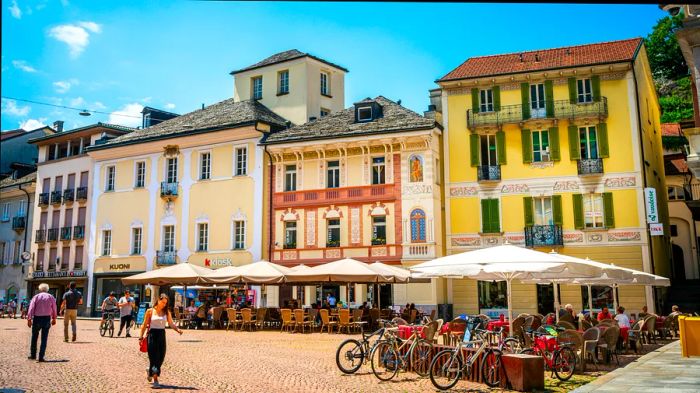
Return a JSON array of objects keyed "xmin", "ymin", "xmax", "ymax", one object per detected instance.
[
  {"xmin": 338, "ymin": 309, "xmax": 353, "ymax": 334},
  {"xmin": 558, "ymin": 329, "xmax": 583, "ymax": 371},
  {"xmin": 369, "ymin": 308, "xmax": 380, "ymax": 330},
  {"xmin": 581, "ymin": 327, "xmax": 601, "ymax": 371},
  {"xmin": 446, "ymin": 318, "xmax": 467, "ymax": 346},
  {"xmin": 628, "ymin": 320, "xmax": 644, "ymax": 353},
  {"xmin": 294, "ymin": 309, "xmax": 312, "ymax": 333},
  {"xmin": 557, "ymin": 321, "xmax": 577, "ymax": 331},
  {"xmin": 320, "ymin": 309, "xmax": 337, "ymax": 333},
  {"xmin": 531, "ymin": 314, "xmax": 543, "ymax": 330},
  {"xmin": 599, "ymin": 326, "xmax": 621, "ymax": 365},
  {"xmin": 254, "ymin": 308, "xmax": 267, "ymax": 330},
  {"xmin": 428, "ymin": 309, "xmax": 437, "ymax": 322},
  {"xmin": 422, "ymin": 320, "xmax": 439, "ymax": 344},
  {"xmin": 644, "ymin": 315, "xmax": 658, "ymax": 344},
  {"xmin": 307, "ymin": 309, "xmax": 319, "ymax": 331},
  {"xmin": 392, "ymin": 317, "xmax": 408, "ymax": 326},
  {"xmin": 240, "ymin": 308, "xmax": 256, "ymax": 331},
  {"xmin": 210, "ymin": 307, "xmax": 224, "ymax": 329},
  {"xmin": 225, "ymin": 308, "xmax": 239, "ymax": 331},
  {"xmin": 280, "ymin": 308, "xmax": 295, "ymax": 332},
  {"xmin": 510, "ymin": 316, "xmax": 528, "ymax": 347},
  {"xmin": 434, "ymin": 319, "xmax": 444, "ymax": 343},
  {"xmin": 579, "ymin": 319, "xmax": 593, "ymax": 332}
]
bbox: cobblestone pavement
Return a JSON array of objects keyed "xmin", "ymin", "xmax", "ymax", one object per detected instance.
[{"xmin": 0, "ymin": 318, "xmax": 498, "ymax": 393}]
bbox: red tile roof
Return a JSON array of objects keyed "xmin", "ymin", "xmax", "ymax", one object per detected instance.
[
  {"xmin": 661, "ymin": 122, "xmax": 682, "ymax": 137},
  {"xmin": 439, "ymin": 38, "xmax": 643, "ymax": 82}
]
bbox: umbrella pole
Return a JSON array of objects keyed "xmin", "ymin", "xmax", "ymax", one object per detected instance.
[
  {"xmin": 612, "ymin": 284, "xmax": 618, "ymax": 312},
  {"xmin": 378, "ymin": 284, "xmax": 381, "ymax": 309},
  {"xmin": 554, "ymin": 282, "xmax": 560, "ymax": 324},
  {"xmin": 507, "ymin": 277, "xmax": 514, "ymax": 337},
  {"xmin": 587, "ymin": 284, "xmax": 593, "ymax": 316}
]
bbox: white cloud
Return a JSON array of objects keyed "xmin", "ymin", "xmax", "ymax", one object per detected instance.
[
  {"xmin": 141, "ymin": 97, "xmax": 152, "ymax": 104},
  {"xmin": 48, "ymin": 22, "xmax": 101, "ymax": 58},
  {"xmin": 8, "ymin": 0, "xmax": 21, "ymax": 19},
  {"xmin": 1, "ymin": 99, "xmax": 30, "ymax": 117},
  {"xmin": 164, "ymin": 103, "xmax": 176, "ymax": 110},
  {"xmin": 12, "ymin": 60, "xmax": 37, "ymax": 73},
  {"xmin": 93, "ymin": 101, "xmax": 107, "ymax": 110},
  {"xmin": 53, "ymin": 80, "xmax": 71, "ymax": 93},
  {"xmin": 69, "ymin": 96, "xmax": 86, "ymax": 107},
  {"xmin": 19, "ymin": 118, "xmax": 48, "ymax": 130},
  {"xmin": 108, "ymin": 103, "xmax": 143, "ymax": 128}
]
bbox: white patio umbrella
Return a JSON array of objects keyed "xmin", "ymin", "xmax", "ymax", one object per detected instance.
[
  {"xmin": 205, "ymin": 261, "xmax": 293, "ymax": 284},
  {"xmin": 122, "ymin": 263, "xmax": 213, "ymax": 286},
  {"xmin": 285, "ymin": 258, "xmax": 394, "ymax": 283}
]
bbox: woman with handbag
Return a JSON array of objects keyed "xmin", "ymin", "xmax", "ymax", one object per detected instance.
[{"xmin": 139, "ymin": 294, "xmax": 183, "ymax": 387}]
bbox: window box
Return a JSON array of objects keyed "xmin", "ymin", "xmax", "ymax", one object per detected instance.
[
  {"xmin": 371, "ymin": 238, "xmax": 386, "ymax": 246},
  {"xmin": 160, "ymin": 182, "xmax": 179, "ymax": 198},
  {"xmin": 577, "ymin": 158, "xmax": 604, "ymax": 175}
]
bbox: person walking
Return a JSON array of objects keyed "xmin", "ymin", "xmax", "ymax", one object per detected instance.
[
  {"xmin": 117, "ymin": 289, "xmax": 135, "ymax": 337},
  {"xmin": 139, "ymin": 293, "xmax": 182, "ymax": 387},
  {"xmin": 20, "ymin": 297, "xmax": 28, "ymax": 319},
  {"xmin": 27, "ymin": 283, "xmax": 57, "ymax": 362},
  {"xmin": 60, "ymin": 282, "xmax": 82, "ymax": 342}
]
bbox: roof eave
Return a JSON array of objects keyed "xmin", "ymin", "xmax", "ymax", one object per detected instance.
[
  {"xmin": 28, "ymin": 124, "xmax": 132, "ymax": 144},
  {"xmin": 261, "ymin": 125, "xmax": 437, "ymax": 146},
  {"xmin": 230, "ymin": 54, "xmax": 349, "ymax": 75}
]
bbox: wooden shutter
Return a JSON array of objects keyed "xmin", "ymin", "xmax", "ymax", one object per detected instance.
[
  {"xmin": 568, "ymin": 77, "xmax": 577, "ymax": 104},
  {"xmin": 549, "ymin": 126, "xmax": 561, "ymax": 161},
  {"xmin": 545, "ymin": 80, "xmax": 554, "ymax": 117},
  {"xmin": 523, "ymin": 197, "xmax": 534, "ymax": 226},
  {"xmin": 496, "ymin": 130, "xmax": 506, "ymax": 165},
  {"xmin": 521, "ymin": 83, "xmax": 530, "ymax": 120},
  {"xmin": 470, "ymin": 134, "xmax": 480, "ymax": 167},
  {"xmin": 603, "ymin": 192, "xmax": 615, "ymax": 228},
  {"xmin": 471, "ymin": 88, "xmax": 480, "ymax": 114},
  {"xmin": 568, "ymin": 125, "xmax": 580, "ymax": 160},
  {"xmin": 490, "ymin": 199, "xmax": 500, "ymax": 233},
  {"xmin": 572, "ymin": 194, "xmax": 584, "ymax": 230},
  {"xmin": 598, "ymin": 123, "xmax": 609, "ymax": 158},
  {"xmin": 481, "ymin": 199, "xmax": 490, "ymax": 233},
  {"xmin": 521, "ymin": 128, "xmax": 533, "ymax": 164},
  {"xmin": 552, "ymin": 195, "xmax": 563, "ymax": 226},
  {"xmin": 493, "ymin": 86, "xmax": 501, "ymax": 111},
  {"xmin": 591, "ymin": 75, "xmax": 601, "ymax": 102}
]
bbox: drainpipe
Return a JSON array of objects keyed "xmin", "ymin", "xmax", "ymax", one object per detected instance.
[{"xmin": 263, "ymin": 145, "xmax": 274, "ymax": 261}]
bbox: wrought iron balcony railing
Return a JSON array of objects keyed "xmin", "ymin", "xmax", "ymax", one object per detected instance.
[
  {"xmin": 63, "ymin": 188, "xmax": 75, "ymax": 204},
  {"xmin": 577, "ymin": 158, "xmax": 604, "ymax": 175},
  {"xmin": 467, "ymin": 97, "xmax": 608, "ymax": 129},
  {"xmin": 73, "ymin": 225, "xmax": 85, "ymax": 240},
  {"xmin": 525, "ymin": 225, "xmax": 564, "ymax": 247},
  {"xmin": 76, "ymin": 187, "xmax": 88, "ymax": 201},
  {"xmin": 47, "ymin": 228, "xmax": 59, "ymax": 242},
  {"xmin": 38, "ymin": 193, "xmax": 49, "ymax": 206},
  {"xmin": 50, "ymin": 191, "xmax": 63, "ymax": 205},
  {"xmin": 12, "ymin": 216, "xmax": 26, "ymax": 230},
  {"xmin": 35, "ymin": 229, "xmax": 46, "ymax": 243},
  {"xmin": 477, "ymin": 165, "xmax": 501, "ymax": 181},
  {"xmin": 60, "ymin": 227, "xmax": 72, "ymax": 241},
  {"xmin": 156, "ymin": 250, "xmax": 177, "ymax": 265},
  {"xmin": 160, "ymin": 182, "xmax": 179, "ymax": 198}
]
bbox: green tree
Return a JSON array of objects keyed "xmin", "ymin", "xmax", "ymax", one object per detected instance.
[{"xmin": 645, "ymin": 14, "xmax": 688, "ymax": 80}]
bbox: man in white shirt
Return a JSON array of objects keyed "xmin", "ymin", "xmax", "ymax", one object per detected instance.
[
  {"xmin": 117, "ymin": 289, "xmax": 135, "ymax": 337},
  {"xmin": 614, "ymin": 306, "xmax": 631, "ymax": 328}
]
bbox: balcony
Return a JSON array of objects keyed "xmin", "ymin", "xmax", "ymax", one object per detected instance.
[
  {"xmin": 156, "ymin": 250, "xmax": 177, "ymax": 265},
  {"xmin": 76, "ymin": 187, "xmax": 88, "ymax": 201},
  {"xmin": 73, "ymin": 225, "xmax": 85, "ymax": 240},
  {"xmin": 12, "ymin": 216, "xmax": 26, "ymax": 231},
  {"xmin": 160, "ymin": 182, "xmax": 179, "ymax": 199},
  {"xmin": 525, "ymin": 225, "xmax": 564, "ymax": 247},
  {"xmin": 47, "ymin": 228, "xmax": 59, "ymax": 242},
  {"xmin": 274, "ymin": 184, "xmax": 396, "ymax": 209},
  {"xmin": 466, "ymin": 97, "xmax": 608, "ymax": 129},
  {"xmin": 63, "ymin": 188, "xmax": 75, "ymax": 204},
  {"xmin": 477, "ymin": 165, "xmax": 501, "ymax": 181},
  {"xmin": 60, "ymin": 227, "xmax": 72, "ymax": 241},
  {"xmin": 50, "ymin": 191, "xmax": 63, "ymax": 205},
  {"xmin": 577, "ymin": 158, "xmax": 604, "ymax": 175},
  {"xmin": 35, "ymin": 229, "xmax": 46, "ymax": 243},
  {"xmin": 403, "ymin": 243, "xmax": 436, "ymax": 260},
  {"xmin": 38, "ymin": 193, "xmax": 49, "ymax": 207}
]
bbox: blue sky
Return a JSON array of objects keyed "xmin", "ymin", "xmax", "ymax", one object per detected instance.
[{"xmin": 2, "ymin": 1, "xmax": 667, "ymax": 131}]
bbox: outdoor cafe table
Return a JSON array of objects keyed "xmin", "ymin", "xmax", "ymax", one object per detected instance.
[
  {"xmin": 487, "ymin": 319, "xmax": 510, "ymax": 333},
  {"xmin": 397, "ymin": 324, "xmax": 426, "ymax": 339}
]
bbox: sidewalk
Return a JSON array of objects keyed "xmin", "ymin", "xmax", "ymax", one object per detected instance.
[{"xmin": 572, "ymin": 340, "xmax": 700, "ymax": 393}]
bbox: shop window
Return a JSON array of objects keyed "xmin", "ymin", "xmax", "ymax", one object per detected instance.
[{"xmin": 478, "ymin": 281, "xmax": 507, "ymax": 311}]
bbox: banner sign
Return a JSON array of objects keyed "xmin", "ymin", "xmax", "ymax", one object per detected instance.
[
  {"xmin": 32, "ymin": 270, "xmax": 87, "ymax": 279},
  {"xmin": 644, "ymin": 187, "xmax": 659, "ymax": 224},
  {"xmin": 650, "ymin": 223, "xmax": 664, "ymax": 236}
]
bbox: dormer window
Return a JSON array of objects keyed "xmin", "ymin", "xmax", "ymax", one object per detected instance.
[
  {"xmin": 357, "ymin": 106, "xmax": 373, "ymax": 122},
  {"xmin": 252, "ymin": 76, "xmax": 263, "ymax": 100}
]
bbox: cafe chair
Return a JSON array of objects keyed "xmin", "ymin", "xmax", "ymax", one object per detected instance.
[
  {"xmin": 225, "ymin": 308, "xmax": 239, "ymax": 331},
  {"xmin": 338, "ymin": 309, "xmax": 352, "ymax": 334},
  {"xmin": 319, "ymin": 309, "xmax": 337, "ymax": 333},
  {"xmin": 581, "ymin": 327, "xmax": 601, "ymax": 371},
  {"xmin": 628, "ymin": 320, "xmax": 644, "ymax": 353},
  {"xmin": 281, "ymin": 309, "xmax": 295, "ymax": 332},
  {"xmin": 240, "ymin": 308, "xmax": 256, "ymax": 331},
  {"xmin": 254, "ymin": 308, "xmax": 267, "ymax": 331},
  {"xmin": 599, "ymin": 326, "xmax": 621, "ymax": 365},
  {"xmin": 294, "ymin": 309, "xmax": 312, "ymax": 333}
]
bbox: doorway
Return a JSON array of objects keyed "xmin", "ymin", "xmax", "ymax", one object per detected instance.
[
  {"xmin": 536, "ymin": 283, "xmax": 559, "ymax": 315},
  {"xmin": 530, "ymin": 83, "xmax": 546, "ymax": 118},
  {"xmin": 672, "ymin": 243, "xmax": 686, "ymax": 281}
]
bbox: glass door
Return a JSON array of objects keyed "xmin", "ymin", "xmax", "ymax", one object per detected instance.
[{"xmin": 530, "ymin": 83, "xmax": 546, "ymax": 118}]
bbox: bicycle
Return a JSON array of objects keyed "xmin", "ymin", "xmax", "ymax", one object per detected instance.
[
  {"xmin": 428, "ymin": 327, "xmax": 502, "ymax": 390},
  {"xmin": 520, "ymin": 326, "xmax": 576, "ymax": 381},
  {"xmin": 370, "ymin": 323, "xmax": 434, "ymax": 381},
  {"xmin": 100, "ymin": 310, "xmax": 117, "ymax": 337},
  {"xmin": 335, "ymin": 319, "xmax": 393, "ymax": 374}
]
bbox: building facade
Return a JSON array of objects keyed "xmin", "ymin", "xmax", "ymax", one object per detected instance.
[
  {"xmin": 0, "ymin": 125, "xmax": 54, "ymax": 179},
  {"xmin": 438, "ymin": 38, "xmax": 671, "ymax": 317}
]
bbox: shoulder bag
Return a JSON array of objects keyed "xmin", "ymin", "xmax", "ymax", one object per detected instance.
[{"xmin": 139, "ymin": 309, "xmax": 152, "ymax": 352}]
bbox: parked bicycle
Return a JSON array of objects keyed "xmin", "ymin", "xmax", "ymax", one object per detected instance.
[
  {"xmin": 100, "ymin": 311, "xmax": 117, "ymax": 337},
  {"xmin": 335, "ymin": 319, "xmax": 393, "ymax": 374},
  {"xmin": 520, "ymin": 326, "xmax": 576, "ymax": 381},
  {"xmin": 370, "ymin": 323, "xmax": 434, "ymax": 381}
]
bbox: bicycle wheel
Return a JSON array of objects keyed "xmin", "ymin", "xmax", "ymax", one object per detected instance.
[
  {"xmin": 429, "ymin": 349, "xmax": 462, "ymax": 391},
  {"xmin": 502, "ymin": 337, "xmax": 521, "ymax": 353},
  {"xmin": 108, "ymin": 319, "xmax": 114, "ymax": 337},
  {"xmin": 410, "ymin": 339, "xmax": 433, "ymax": 377},
  {"xmin": 335, "ymin": 339, "xmax": 365, "ymax": 374},
  {"xmin": 481, "ymin": 348, "xmax": 502, "ymax": 388},
  {"xmin": 553, "ymin": 347, "xmax": 576, "ymax": 381},
  {"xmin": 370, "ymin": 341, "xmax": 399, "ymax": 381},
  {"xmin": 99, "ymin": 321, "xmax": 107, "ymax": 337}
]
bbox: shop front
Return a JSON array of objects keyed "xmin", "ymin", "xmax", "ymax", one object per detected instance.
[
  {"xmin": 28, "ymin": 270, "xmax": 89, "ymax": 314},
  {"xmin": 187, "ymin": 252, "xmax": 260, "ymax": 306},
  {"xmin": 90, "ymin": 257, "xmax": 146, "ymax": 317}
]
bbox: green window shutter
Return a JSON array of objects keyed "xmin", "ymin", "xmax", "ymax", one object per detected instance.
[
  {"xmin": 470, "ymin": 133, "xmax": 480, "ymax": 167},
  {"xmin": 481, "ymin": 199, "xmax": 490, "ymax": 233},
  {"xmin": 568, "ymin": 124, "xmax": 580, "ymax": 160},
  {"xmin": 591, "ymin": 75, "xmax": 601, "ymax": 102},
  {"xmin": 489, "ymin": 199, "xmax": 500, "ymax": 233},
  {"xmin": 568, "ymin": 78, "xmax": 577, "ymax": 104},
  {"xmin": 496, "ymin": 130, "xmax": 506, "ymax": 165},
  {"xmin": 549, "ymin": 126, "xmax": 561, "ymax": 161},
  {"xmin": 603, "ymin": 192, "xmax": 615, "ymax": 228},
  {"xmin": 471, "ymin": 88, "xmax": 480, "ymax": 114},
  {"xmin": 493, "ymin": 86, "xmax": 501, "ymax": 111},
  {"xmin": 598, "ymin": 123, "xmax": 609, "ymax": 158},
  {"xmin": 523, "ymin": 197, "xmax": 534, "ymax": 227},
  {"xmin": 521, "ymin": 83, "xmax": 531, "ymax": 120},
  {"xmin": 545, "ymin": 80, "xmax": 554, "ymax": 117},
  {"xmin": 552, "ymin": 195, "xmax": 563, "ymax": 226},
  {"xmin": 572, "ymin": 194, "xmax": 584, "ymax": 230},
  {"xmin": 521, "ymin": 128, "xmax": 533, "ymax": 164}
]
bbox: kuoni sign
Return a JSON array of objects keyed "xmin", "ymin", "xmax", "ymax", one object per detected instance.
[{"xmin": 644, "ymin": 187, "xmax": 659, "ymax": 224}]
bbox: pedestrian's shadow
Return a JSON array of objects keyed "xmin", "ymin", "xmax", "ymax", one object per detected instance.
[
  {"xmin": 151, "ymin": 385, "xmax": 197, "ymax": 390},
  {"xmin": 70, "ymin": 342, "xmax": 93, "ymax": 344},
  {"xmin": 177, "ymin": 340, "xmax": 203, "ymax": 343},
  {"xmin": 41, "ymin": 359, "xmax": 69, "ymax": 363}
]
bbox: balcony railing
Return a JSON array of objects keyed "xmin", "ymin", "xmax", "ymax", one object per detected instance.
[
  {"xmin": 63, "ymin": 188, "xmax": 75, "ymax": 204},
  {"xmin": 403, "ymin": 243, "xmax": 436, "ymax": 259},
  {"xmin": 73, "ymin": 225, "xmax": 85, "ymax": 240},
  {"xmin": 577, "ymin": 158, "xmax": 604, "ymax": 175},
  {"xmin": 35, "ymin": 229, "xmax": 46, "ymax": 243},
  {"xmin": 38, "ymin": 193, "xmax": 49, "ymax": 206},
  {"xmin": 50, "ymin": 191, "xmax": 63, "ymax": 205},
  {"xmin": 274, "ymin": 184, "xmax": 396, "ymax": 208},
  {"xmin": 467, "ymin": 97, "xmax": 608, "ymax": 129},
  {"xmin": 76, "ymin": 187, "xmax": 88, "ymax": 201},
  {"xmin": 12, "ymin": 216, "xmax": 26, "ymax": 230},
  {"xmin": 371, "ymin": 238, "xmax": 387, "ymax": 246},
  {"xmin": 47, "ymin": 228, "xmax": 59, "ymax": 242},
  {"xmin": 525, "ymin": 224, "xmax": 564, "ymax": 247},
  {"xmin": 477, "ymin": 165, "xmax": 501, "ymax": 181},
  {"xmin": 156, "ymin": 250, "xmax": 177, "ymax": 265},
  {"xmin": 160, "ymin": 182, "xmax": 179, "ymax": 198},
  {"xmin": 60, "ymin": 227, "xmax": 72, "ymax": 241}
]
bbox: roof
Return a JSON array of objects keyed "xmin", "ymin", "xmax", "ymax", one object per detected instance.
[
  {"xmin": 0, "ymin": 171, "xmax": 36, "ymax": 189},
  {"xmin": 230, "ymin": 49, "xmax": 349, "ymax": 75},
  {"xmin": 88, "ymin": 98, "xmax": 288, "ymax": 151},
  {"xmin": 664, "ymin": 153, "xmax": 689, "ymax": 176},
  {"xmin": 28, "ymin": 122, "xmax": 134, "ymax": 144},
  {"xmin": 141, "ymin": 106, "xmax": 180, "ymax": 117},
  {"xmin": 0, "ymin": 129, "xmax": 25, "ymax": 141},
  {"xmin": 662, "ymin": 123, "xmax": 683, "ymax": 137},
  {"xmin": 439, "ymin": 38, "xmax": 643, "ymax": 82},
  {"xmin": 263, "ymin": 96, "xmax": 436, "ymax": 144}
]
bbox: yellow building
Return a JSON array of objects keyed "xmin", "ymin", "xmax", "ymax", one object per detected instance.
[{"xmin": 438, "ymin": 38, "xmax": 671, "ymax": 317}]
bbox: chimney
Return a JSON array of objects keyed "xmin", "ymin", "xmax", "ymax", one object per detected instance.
[{"xmin": 53, "ymin": 120, "xmax": 64, "ymax": 133}]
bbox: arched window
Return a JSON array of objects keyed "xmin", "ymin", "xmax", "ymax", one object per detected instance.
[
  {"xmin": 409, "ymin": 155, "xmax": 423, "ymax": 182},
  {"xmin": 410, "ymin": 209, "xmax": 426, "ymax": 243}
]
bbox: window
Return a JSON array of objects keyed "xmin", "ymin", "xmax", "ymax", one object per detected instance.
[
  {"xmin": 327, "ymin": 160, "xmax": 340, "ymax": 188},
  {"xmin": 135, "ymin": 161, "xmax": 146, "ymax": 188},
  {"xmin": 579, "ymin": 126, "xmax": 599, "ymax": 159},
  {"xmin": 320, "ymin": 108, "xmax": 330, "ymax": 117},
  {"xmin": 372, "ymin": 157, "xmax": 385, "ymax": 185},
  {"xmin": 166, "ymin": 157, "xmax": 178, "ymax": 183},
  {"xmin": 199, "ymin": 152, "xmax": 211, "ymax": 180},
  {"xmin": 372, "ymin": 216, "xmax": 386, "ymax": 245},
  {"xmin": 278, "ymin": 70, "xmax": 289, "ymax": 94},
  {"xmin": 478, "ymin": 281, "xmax": 508, "ymax": 310},
  {"xmin": 327, "ymin": 219, "xmax": 340, "ymax": 247},
  {"xmin": 670, "ymin": 224, "xmax": 678, "ymax": 237},
  {"xmin": 13, "ymin": 240, "xmax": 21, "ymax": 264},
  {"xmin": 533, "ymin": 197, "xmax": 553, "ymax": 226},
  {"xmin": 530, "ymin": 83, "xmax": 546, "ymax": 110},
  {"xmin": 532, "ymin": 130, "xmax": 550, "ymax": 162},
  {"xmin": 0, "ymin": 243, "xmax": 5, "ymax": 265},
  {"xmin": 284, "ymin": 221, "xmax": 297, "ymax": 249},
  {"xmin": 131, "ymin": 227, "xmax": 142, "ymax": 255},
  {"xmin": 481, "ymin": 198, "xmax": 500, "ymax": 233},
  {"xmin": 357, "ymin": 107, "xmax": 372, "ymax": 122},
  {"xmin": 583, "ymin": 194, "xmax": 605, "ymax": 228},
  {"xmin": 320, "ymin": 72, "xmax": 330, "ymax": 96},
  {"xmin": 233, "ymin": 221, "xmax": 245, "ymax": 249},
  {"xmin": 410, "ymin": 209, "xmax": 427, "ymax": 243},
  {"xmin": 235, "ymin": 147, "xmax": 247, "ymax": 176},
  {"xmin": 102, "ymin": 230, "xmax": 112, "ymax": 256},
  {"xmin": 252, "ymin": 76, "xmax": 263, "ymax": 100},
  {"xmin": 577, "ymin": 78, "xmax": 593, "ymax": 103},
  {"xmin": 581, "ymin": 285, "xmax": 614, "ymax": 311},
  {"xmin": 480, "ymin": 135, "xmax": 498, "ymax": 166},
  {"xmin": 1, "ymin": 203, "xmax": 9, "ymax": 221},
  {"xmin": 17, "ymin": 201, "xmax": 26, "ymax": 217},
  {"xmin": 668, "ymin": 186, "xmax": 685, "ymax": 201},
  {"xmin": 284, "ymin": 165, "xmax": 297, "ymax": 192},
  {"xmin": 162, "ymin": 225, "xmax": 175, "ymax": 252},
  {"xmin": 479, "ymin": 89, "xmax": 494, "ymax": 112},
  {"xmin": 197, "ymin": 223, "xmax": 208, "ymax": 252},
  {"xmin": 105, "ymin": 166, "xmax": 115, "ymax": 192}
]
